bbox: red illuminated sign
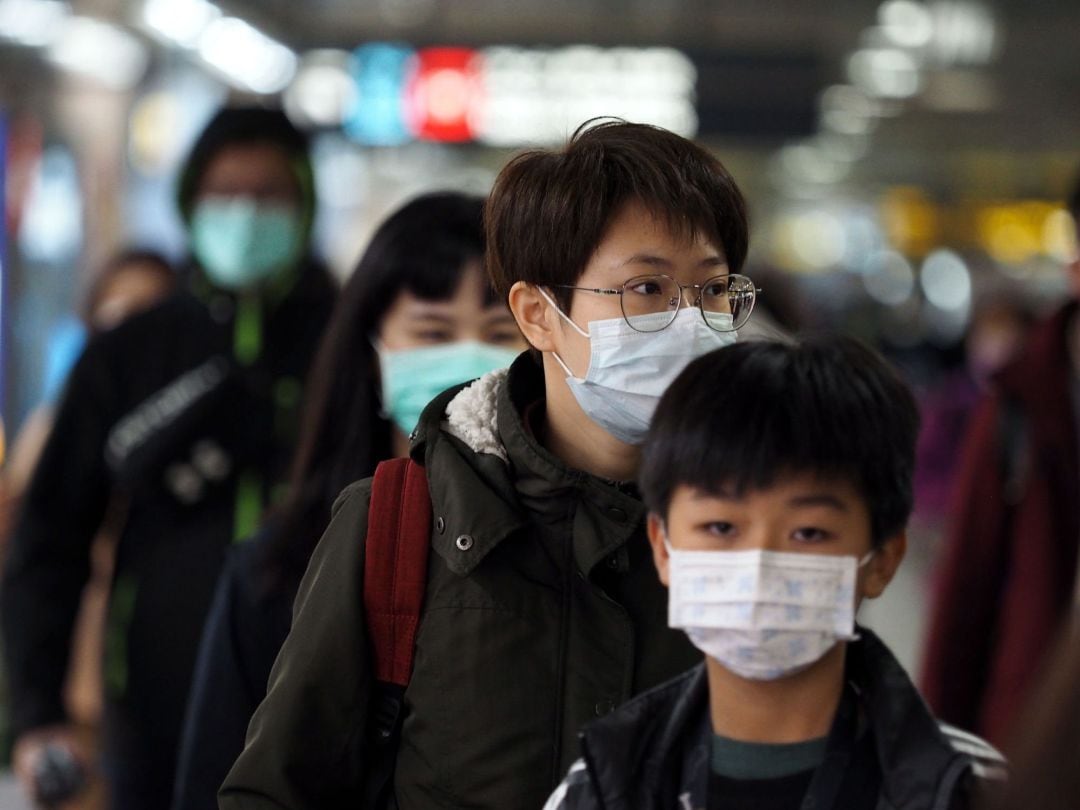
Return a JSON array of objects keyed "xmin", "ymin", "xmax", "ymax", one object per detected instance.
[{"xmin": 406, "ymin": 47, "xmax": 481, "ymax": 142}]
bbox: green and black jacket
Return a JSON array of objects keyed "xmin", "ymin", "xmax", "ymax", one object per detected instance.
[{"xmin": 1, "ymin": 263, "xmax": 334, "ymax": 800}]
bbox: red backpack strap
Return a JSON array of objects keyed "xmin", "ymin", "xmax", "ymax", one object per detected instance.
[{"xmin": 363, "ymin": 458, "xmax": 432, "ymax": 688}]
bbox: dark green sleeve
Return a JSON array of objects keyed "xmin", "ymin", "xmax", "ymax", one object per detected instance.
[{"xmin": 220, "ymin": 479, "xmax": 373, "ymax": 810}]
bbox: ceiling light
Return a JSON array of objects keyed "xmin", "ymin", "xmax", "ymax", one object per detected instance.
[
  {"xmin": 0, "ymin": 0, "xmax": 69, "ymax": 47},
  {"xmin": 284, "ymin": 50, "xmax": 356, "ymax": 128},
  {"xmin": 863, "ymin": 250, "xmax": 916, "ymax": 305},
  {"xmin": 197, "ymin": 16, "xmax": 297, "ymax": 95},
  {"xmin": 142, "ymin": 0, "xmax": 220, "ymax": 48},
  {"xmin": 879, "ymin": 0, "xmax": 935, "ymax": 48},
  {"xmin": 47, "ymin": 16, "xmax": 148, "ymax": 90},
  {"xmin": 920, "ymin": 249, "xmax": 971, "ymax": 310},
  {"xmin": 847, "ymin": 47, "xmax": 921, "ymax": 99}
]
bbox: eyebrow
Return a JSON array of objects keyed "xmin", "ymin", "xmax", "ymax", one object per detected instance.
[
  {"xmin": 688, "ymin": 488, "xmax": 850, "ymax": 512},
  {"xmin": 787, "ymin": 494, "xmax": 849, "ymax": 511},
  {"xmin": 404, "ymin": 308, "xmax": 515, "ymax": 325},
  {"xmin": 620, "ymin": 254, "xmax": 728, "ymax": 270},
  {"xmin": 405, "ymin": 310, "xmax": 455, "ymax": 324}
]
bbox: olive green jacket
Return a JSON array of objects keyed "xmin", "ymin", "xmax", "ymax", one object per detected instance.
[{"xmin": 219, "ymin": 355, "xmax": 700, "ymax": 809}]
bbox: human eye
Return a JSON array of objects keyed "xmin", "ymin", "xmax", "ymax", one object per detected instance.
[
  {"xmin": 702, "ymin": 521, "xmax": 737, "ymax": 539},
  {"xmin": 702, "ymin": 278, "xmax": 728, "ymax": 297},
  {"xmin": 625, "ymin": 277, "xmax": 666, "ymax": 296},
  {"xmin": 791, "ymin": 526, "xmax": 832, "ymax": 544},
  {"xmin": 413, "ymin": 330, "xmax": 453, "ymax": 343}
]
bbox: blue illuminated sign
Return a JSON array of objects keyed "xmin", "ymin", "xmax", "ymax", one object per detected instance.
[{"xmin": 345, "ymin": 43, "xmax": 414, "ymax": 146}]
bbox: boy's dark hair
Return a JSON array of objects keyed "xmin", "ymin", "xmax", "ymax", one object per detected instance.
[
  {"xmin": 640, "ymin": 336, "xmax": 920, "ymax": 546},
  {"xmin": 484, "ymin": 118, "xmax": 749, "ymax": 310}
]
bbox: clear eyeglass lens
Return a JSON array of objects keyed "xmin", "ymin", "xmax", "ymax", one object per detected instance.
[
  {"xmin": 701, "ymin": 274, "xmax": 756, "ymax": 331},
  {"xmin": 620, "ymin": 275, "xmax": 680, "ymax": 332}
]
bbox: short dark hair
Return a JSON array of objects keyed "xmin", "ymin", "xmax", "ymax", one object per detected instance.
[
  {"xmin": 640, "ymin": 336, "xmax": 920, "ymax": 546},
  {"xmin": 485, "ymin": 119, "xmax": 749, "ymax": 310}
]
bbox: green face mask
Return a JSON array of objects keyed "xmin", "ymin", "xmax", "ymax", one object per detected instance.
[
  {"xmin": 377, "ymin": 341, "xmax": 520, "ymax": 436},
  {"xmin": 191, "ymin": 196, "xmax": 304, "ymax": 291}
]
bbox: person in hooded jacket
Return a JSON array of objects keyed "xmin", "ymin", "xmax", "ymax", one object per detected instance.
[
  {"xmin": 0, "ymin": 105, "xmax": 336, "ymax": 810},
  {"xmin": 220, "ymin": 119, "xmax": 756, "ymax": 809}
]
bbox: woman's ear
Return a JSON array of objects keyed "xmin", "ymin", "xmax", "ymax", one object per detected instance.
[
  {"xmin": 646, "ymin": 512, "xmax": 671, "ymax": 587},
  {"xmin": 860, "ymin": 531, "xmax": 907, "ymax": 600},
  {"xmin": 508, "ymin": 281, "xmax": 559, "ymax": 352}
]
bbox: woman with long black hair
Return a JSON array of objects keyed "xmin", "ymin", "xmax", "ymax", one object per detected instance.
[{"xmin": 171, "ymin": 192, "xmax": 526, "ymax": 810}]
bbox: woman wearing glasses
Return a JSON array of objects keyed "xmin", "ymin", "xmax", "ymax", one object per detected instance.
[{"xmin": 222, "ymin": 120, "xmax": 757, "ymax": 810}]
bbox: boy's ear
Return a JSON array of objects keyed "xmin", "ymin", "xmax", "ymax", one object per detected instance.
[
  {"xmin": 508, "ymin": 281, "xmax": 558, "ymax": 352},
  {"xmin": 860, "ymin": 531, "xmax": 907, "ymax": 600},
  {"xmin": 646, "ymin": 511, "xmax": 671, "ymax": 587}
]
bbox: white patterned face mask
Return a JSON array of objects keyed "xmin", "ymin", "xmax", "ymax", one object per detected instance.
[{"xmin": 665, "ymin": 544, "xmax": 874, "ymax": 680}]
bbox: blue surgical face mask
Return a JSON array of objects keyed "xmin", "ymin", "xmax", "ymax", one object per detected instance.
[
  {"xmin": 377, "ymin": 341, "xmax": 520, "ymax": 436},
  {"xmin": 191, "ymin": 196, "xmax": 304, "ymax": 291}
]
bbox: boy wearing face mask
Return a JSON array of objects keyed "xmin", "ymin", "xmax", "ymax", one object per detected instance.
[
  {"xmin": 545, "ymin": 337, "xmax": 1007, "ymax": 810},
  {"xmin": 2, "ymin": 106, "xmax": 336, "ymax": 810},
  {"xmin": 221, "ymin": 120, "xmax": 753, "ymax": 809}
]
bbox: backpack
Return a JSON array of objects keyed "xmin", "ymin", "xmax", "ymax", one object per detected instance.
[{"xmin": 362, "ymin": 458, "xmax": 432, "ymax": 808}]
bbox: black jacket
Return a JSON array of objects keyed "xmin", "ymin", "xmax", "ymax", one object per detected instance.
[
  {"xmin": 1, "ymin": 266, "xmax": 334, "ymax": 803},
  {"xmin": 171, "ymin": 530, "xmax": 291, "ymax": 810},
  {"xmin": 546, "ymin": 629, "xmax": 1006, "ymax": 810}
]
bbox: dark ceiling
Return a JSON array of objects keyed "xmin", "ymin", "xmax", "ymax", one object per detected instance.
[{"xmin": 217, "ymin": 0, "xmax": 1079, "ymax": 156}]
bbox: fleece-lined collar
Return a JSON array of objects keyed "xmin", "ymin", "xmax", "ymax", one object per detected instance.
[{"xmin": 411, "ymin": 353, "xmax": 646, "ymax": 579}]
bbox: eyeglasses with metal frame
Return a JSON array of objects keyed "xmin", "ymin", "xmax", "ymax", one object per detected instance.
[{"xmin": 550, "ymin": 273, "xmax": 759, "ymax": 333}]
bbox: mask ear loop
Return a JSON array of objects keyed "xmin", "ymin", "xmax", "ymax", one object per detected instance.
[
  {"xmin": 849, "ymin": 549, "xmax": 879, "ymax": 642},
  {"xmin": 537, "ymin": 287, "xmax": 590, "ymax": 379},
  {"xmin": 370, "ymin": 336, "xmax": 392, "ymax": 422},
  {"xmin": 659, "ymin": 521, "xmax": 674, "ymax": 555},
  {"xmin": 537, "ymin": 287, "xmax": 591, "ymax": 338}
]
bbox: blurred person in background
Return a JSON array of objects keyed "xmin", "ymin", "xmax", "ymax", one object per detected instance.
[
  {"xmin": 0, "ymin": 105, "xmax": 337, "ymax": 810},
  {"xmin": 981, "ymin": 620, "xmax": 1080, "ymax": 810},
  {"xmin": 920, "ymin": 169, "xmax": 1080, "ymax": 747},
  {"xmin": 171, "ymin": 192, "xmax": 526, "ymax": 810},
  {"xmin": 0, "ymin": 248, "xmax": 176, "ymax": 552},
  {"xmin": 220, "ymin": 120, "xmax": 753, "ymax": 810},
  {"xmin": 0, "ymin": 248, "xmax": 175, "ymax": 810},
  {"xmin": 912, "ymin": 296, "xmax": 1033, "ymax": 529}
]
